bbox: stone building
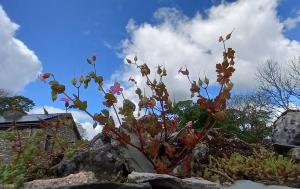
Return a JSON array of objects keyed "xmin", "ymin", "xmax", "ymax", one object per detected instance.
[{"xmin": 0, "ymin": 110, "xmax": 81, "ymax": 163}]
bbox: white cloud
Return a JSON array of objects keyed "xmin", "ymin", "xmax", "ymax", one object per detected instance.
[
  {"xmin": 29, "ymin": 106, "xmax": 102, "ymax": 140},
  {"xmin": 0, "ymin": 6, "xmax": 42, "ymax": 93},
  {"xmin": 283, "ymin": 15, "xmax": 300, "ymax": 30},
  {"xmin": 116, "ymin": 0, "xmax": 300, "ymax": 102}
]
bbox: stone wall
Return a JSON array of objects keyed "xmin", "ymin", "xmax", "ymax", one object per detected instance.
[
  {"xmin": 0, "ymin": 128, "xmax": 43, "ymax": 164},
  {"xmin": 0, "ymin": 116, "xmax": 80, "ymax": 164},
  {"xmin": 0, "ymin": 132, "xmax": 13, "ymax": 163}
]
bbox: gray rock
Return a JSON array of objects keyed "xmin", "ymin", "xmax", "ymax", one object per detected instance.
[
  {"xmin": 182, "ymin": 177, "xmax": 220, "ymax": 189},
  {"xmin": 55, "ymin": 132, "xmax": 154, "ymax": 180},
  {"xmin": 120, "ymin": 129, "xmax": 155, "ymax": 173},
  {"xmin": 290, "ymin": 147, "xmax": 300, "ymax": 162},
  {"xmin": 222, "ymin": 180, "xmax": 298, "ymax": 189},
  {"xmin": 192, "ymin": 143, "xmax": 209, "ymax": 162},
  {"xmin": 43, "ymin": 182, "xmax": 152, "ymax": 189},
  {"xmin": 272, "ymin": 110, "xmax": 300, "ymax": 147},
  {"xmin": 128, "ymin": 172, "xmax": 220, "ymax": 189},
  {"xmin": 56, "ymin": 142, "xmax": 124, "ymax": 180}
]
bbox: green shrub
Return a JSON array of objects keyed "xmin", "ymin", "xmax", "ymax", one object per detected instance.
[
  {"xmin": 194, "ymin": 148, "xmax": 300, "ymax": 185},
  {"xmin": 0, "ymin": 130, "xmax": 43, "ymax": 188}
]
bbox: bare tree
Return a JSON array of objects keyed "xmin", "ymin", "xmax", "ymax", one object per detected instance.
[
  {"xmin": 286, "ymin": 57, "xmax": 300, "ymax": 100},
  {"xmin": 256, "ymin": 60, "xmax": 299, "ymax": 111},
  {"xmin": 0, "ymin": 89, "xmax": 10, "ymax": 97},
  {"xmin": 226, "ymin": 93, "xmax": 274, "ymax": 142}
]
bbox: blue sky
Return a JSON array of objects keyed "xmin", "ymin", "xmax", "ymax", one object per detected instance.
[
  {"xmin": 0, "ymin": 0, "xmax": 299, "ymax": 138},
  {"xmin": 0, "ymin": 0, "xmax": 228, "ymax": 110}
]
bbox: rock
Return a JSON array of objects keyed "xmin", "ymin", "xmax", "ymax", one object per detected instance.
[
  {"xmin": 55, "ymin": 132, "xmax": 154, "ymax": 180},
  {"xmin": 24, "ymin": 171, "xmax": 97, "ymax": 188},
  {"xmin": 290, "ymin": 147, "xmax": 300, "ymax": 162},
  {"xmin": 128, "ymin": 172, "xmax": 181, "ymax": 183},
  {"xmin": 222, "ymin": 180, "xmax": 299, "ymax": 189},
  {"xmin": 192, "ymin": 143, "xmax": 209, "ymax": 162},
  {"xmin": 272, "ymin": 110, "xmax": 300, "ymax": 148},
  {"xmin": 182, "ymin": 177, "xmax": 221, "ymax": 189},
  {"xmin": 43, "ymin": 182, "xmax": 152, "ymax": 189},
  {"xmin": 56, "ymin": 142, "xmax": 124, "ymax": 180},
  {"xmin": 119, "ymin": 129, "xmax": 155, "ymax": 173},
  {"xmin": 128, "ymin": 172, "xmax": 220, "ymax": 189}
]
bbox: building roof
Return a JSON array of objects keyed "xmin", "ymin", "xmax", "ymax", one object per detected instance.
[
  {"xmin": 0, "ymin": 114, "xmax": 58, "ymax": 124},
  {"xmin": 0, "ymin": 113, "xmax": 81, "ymax": 139}
]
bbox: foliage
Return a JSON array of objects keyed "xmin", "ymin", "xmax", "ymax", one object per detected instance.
[
  {"xmin": 172, "ymin": 100, "xmax": 209, "ymax": 130},
  {"xmin": 173, "ymin": 92, "xmax": 274, "ymax": 143},
  {"xmin": 41, "ymin": 32, "xmax": 236, "ymax": 174},
  {"xmin": 0, "ymin": 95, "xmax": 35, "ymax": 115},
  {"xmin": 0, "ymin": 117, "xmax": 86, "ymax": 188},
  {"xmin": 226, "ymin": 93, "xmax": 273, "ymax": 143},
  {"xmin": 0, "ymin": 130, "xmax": 44, "ymax": 188},
  {"xmin": 194, "ymin": 148, "xmax": 300, "ymax": 185},
  {"xmin": 65, "ymin": 139, "xmax": 89, "ymax": 159}
]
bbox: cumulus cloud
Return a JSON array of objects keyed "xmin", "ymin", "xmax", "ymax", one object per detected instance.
[
  {"xmin": 0, "ymin": 6, "xmax": 42, "ymax": 93},
  {"xmin": 284, "ymin": 15, "xmax": 300, "ymax": 30},
  {"xmin": 29, "ymin": 106, "xmax": 101, "ymax": 140},
  {"xmin": 116, "ymin": 0, "xmax": 300, "ymax": 102}
]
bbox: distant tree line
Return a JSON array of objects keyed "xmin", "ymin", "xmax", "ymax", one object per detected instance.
[{"xmin": 0, "ymin": 89, "xmax": 35, "ymax": 115}]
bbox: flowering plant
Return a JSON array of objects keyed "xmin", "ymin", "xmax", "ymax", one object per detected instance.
[{"xmin": 42, "ymin": 32, "xmax": 236, "ymax": 174}]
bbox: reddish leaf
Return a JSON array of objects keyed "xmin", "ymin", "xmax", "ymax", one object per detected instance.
[
  {"xmin": 181, "ymin": 156, "xmax": 192, "ymax": 176},
  {"xmin": 39, "ymin": 118, "xmax": 49, "ymax": 127},
  {"xmin": 194, "ymin": 131, "xmax": 205, "ymax": 140},
  {"xmin": 164, "ymin": 143, "xmax": 176, "ymax": 157},
  {"xmin": 150, "ymin": 139, "xmax": 160, "ymax": 159},
  {"xmin": 182, "ymin": 134, "xmax": 196, "ymax": 150},
  {"xmin": 155, "ymin": 159, "xmax": 167, "ymax": 174}
]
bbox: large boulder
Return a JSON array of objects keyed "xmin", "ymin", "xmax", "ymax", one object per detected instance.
[
  {"xmin": 272, "ymin": 110, "xmax": 300, "ymax": 153},
  {"xmin": 55, "ymin": 132, "xmax": 154, "ymax": 180}
]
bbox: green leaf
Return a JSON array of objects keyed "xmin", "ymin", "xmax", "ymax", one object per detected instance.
[
  {"xmin": 51, "ymin": 91, "xmax": 57, "ymax": 101},
  {"xmin": 101, "ymin": 109, "xmax": 110, "ymax": 117},
  {"xmin": 73, "ymin": 99, "xmax": 87, "ymax": 110}
]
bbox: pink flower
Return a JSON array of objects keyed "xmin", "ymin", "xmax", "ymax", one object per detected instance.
[
  {"xmin": 185, "ymin": 121, "xmax": 193, "ymax": 129},
  {"xmin": 92, "ymin": 53, "xmax": 97, "ymax": 61},
  {"xmin": 178, "ymin": 67, "xmax": 189, "ymax": 75},
  {"xmin": 110, "ymin": 82, "xmax": 123, "ymax": 95},
  {"xmin": 60, "ymin": 97, "xmax": 72, "ymax": 107}
]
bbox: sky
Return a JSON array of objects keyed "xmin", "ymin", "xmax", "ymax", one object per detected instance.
[{"xmin": 0, "ymin": 0, "xmax": 299, "ymax": 139}]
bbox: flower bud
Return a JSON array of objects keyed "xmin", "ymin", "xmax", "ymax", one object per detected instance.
[
  {"xmin": 71, "ymin": 78, "xmax": 77, "ymax": 86},
  {"xmin": 204, "ymin": 77, "xmax": 209, "ymax": 85}
]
